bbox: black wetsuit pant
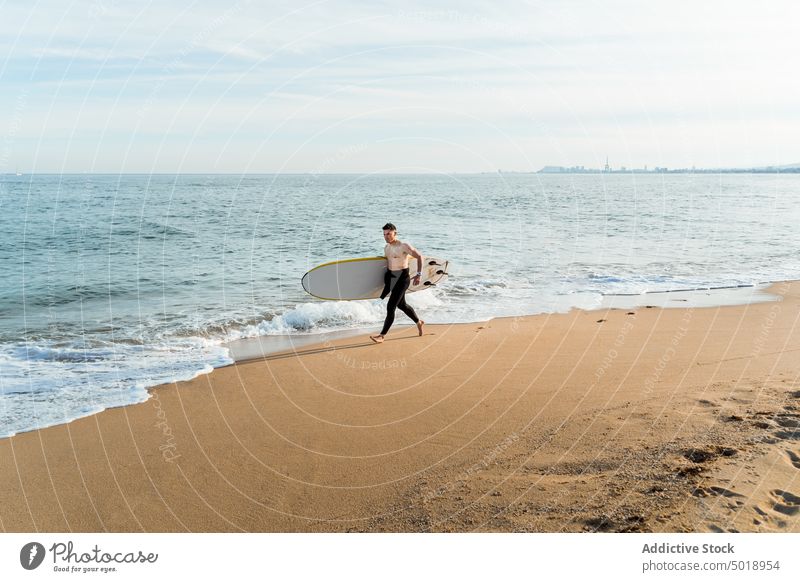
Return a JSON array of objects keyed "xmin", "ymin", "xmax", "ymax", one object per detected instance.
[{"xmin": 381, "ymin": 268, "xmax": 419, "ymax": 335}]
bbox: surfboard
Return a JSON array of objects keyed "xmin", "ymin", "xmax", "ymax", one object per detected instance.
[{"xmin": 301, "ymin": 256, "xmax": 449, "ymax": 300}]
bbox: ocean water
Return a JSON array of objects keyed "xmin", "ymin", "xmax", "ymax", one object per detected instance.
[{"xmin": 1, "ymin": 173, "xmax": 799, "ymax": 437}]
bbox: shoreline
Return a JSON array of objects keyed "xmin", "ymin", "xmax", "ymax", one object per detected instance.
[
  {"xmin": 0, "ymin": 282, "xmax": 781, "ymax": 441},
  {"xmin": 224, "ymin": 281, "xmax": 781, "ymax": 365},
  {"xmin": 1, "ymin": 281, "xmax": 799, "ymax": 532}
]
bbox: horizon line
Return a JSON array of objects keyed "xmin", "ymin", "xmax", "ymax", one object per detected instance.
[{"xmin": 3, "ymin": 168, "xmax": 800, "ymax": 176}]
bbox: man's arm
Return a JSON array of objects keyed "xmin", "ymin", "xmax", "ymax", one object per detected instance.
[{"xmin": 406, "ymin": 243, "xmax": 423, "ymax": 283}]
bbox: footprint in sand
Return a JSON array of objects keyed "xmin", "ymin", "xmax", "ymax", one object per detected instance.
[
  {"xmin": 775, "ymin": 429, "xmax": 800, "ymax": 441},
  {"xmin": 683, "ymin": 446, "xmax": 737, "ymax": 464},
  {"xmin": 708, "ymin": 486, "xmax": 744, "ymax": 498},
  {"xmin": 786, "ymin": 450, "xmax": 800, "ymax": 470},
  {"xmin": 770, "ymin": 490, "xmax": 800, "ymax": 516},
  {"xmin": 774, "ymin": 415, "xmax": 800, "ymax": 429},
  {"xmin": 751, "ymin": 503, "xmax": 789, "ymax": 529},
  {"xmin": 693, "ymin": 486, "xmax": 745, "ymax": 508}
]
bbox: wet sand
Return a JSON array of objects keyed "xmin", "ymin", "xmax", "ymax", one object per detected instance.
[{"xmin": 2, "ymin": 282, "xmax": 799, "ymax": 532}]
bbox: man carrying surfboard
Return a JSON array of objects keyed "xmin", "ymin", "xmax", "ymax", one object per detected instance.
[{"xmin": 370, "ymin": 223, "xmax": 425, "ymax": 344}]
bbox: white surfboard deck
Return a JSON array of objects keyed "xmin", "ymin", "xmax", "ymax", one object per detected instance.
[{"xmin": 301, "ymin": 256, "xmax": 449, "ymax": 300}]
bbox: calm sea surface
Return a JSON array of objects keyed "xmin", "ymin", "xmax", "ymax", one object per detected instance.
[{"xmin": 1, "ymin": 173, "xmax": 798, "ymax": 436}]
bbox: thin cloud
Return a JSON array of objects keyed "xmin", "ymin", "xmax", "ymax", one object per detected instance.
[{"xmin": 2, "ymin": 0, "xmax": 798, "ymax": 172}]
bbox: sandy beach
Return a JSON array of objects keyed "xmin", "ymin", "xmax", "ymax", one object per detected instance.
[{"xmin": 2, "ymin": 281, "xmax": 800, "ymax": 533}]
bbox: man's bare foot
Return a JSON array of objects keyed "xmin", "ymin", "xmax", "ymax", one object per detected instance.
[
  {"xmin": 370, "ymin": 334, "xmax": 384, "ymax": 344},
  {"xmin": 416, "ymin": 320, "xmax": 425, "ymax": 336}
]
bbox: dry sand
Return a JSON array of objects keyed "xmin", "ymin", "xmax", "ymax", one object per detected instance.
[{"xmin": 2, "ymin": 282, "xmax": 800, "ymax": 532}]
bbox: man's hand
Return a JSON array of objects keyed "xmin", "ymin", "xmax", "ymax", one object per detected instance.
[{"xmin": 412, "ymin": 275, "xmax": 421, "ymax": 285}]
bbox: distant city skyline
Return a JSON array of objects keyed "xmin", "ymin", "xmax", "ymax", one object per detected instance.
[
  {"xmin": 2, "ymin": 1, "xmax": 799, "ymax": 174},
  {"xmin": 535, "ymin": 161, "xmax": 800, "ymax": 174}
]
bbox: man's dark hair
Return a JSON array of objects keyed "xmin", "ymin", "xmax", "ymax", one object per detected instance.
[{"xmin": 382, "ymin": 223, "xmax": 397, "ymax": 232}]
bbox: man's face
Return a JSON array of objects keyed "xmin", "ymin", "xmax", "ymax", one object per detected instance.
[{"xmin": 383, "ymin": 229, "xmax": 396, "ymax": 243}]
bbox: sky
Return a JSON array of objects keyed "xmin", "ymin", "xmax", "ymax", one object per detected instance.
[{"xmin": 1, "ymin": 0, "xmax": 799, "ymax": 173}]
